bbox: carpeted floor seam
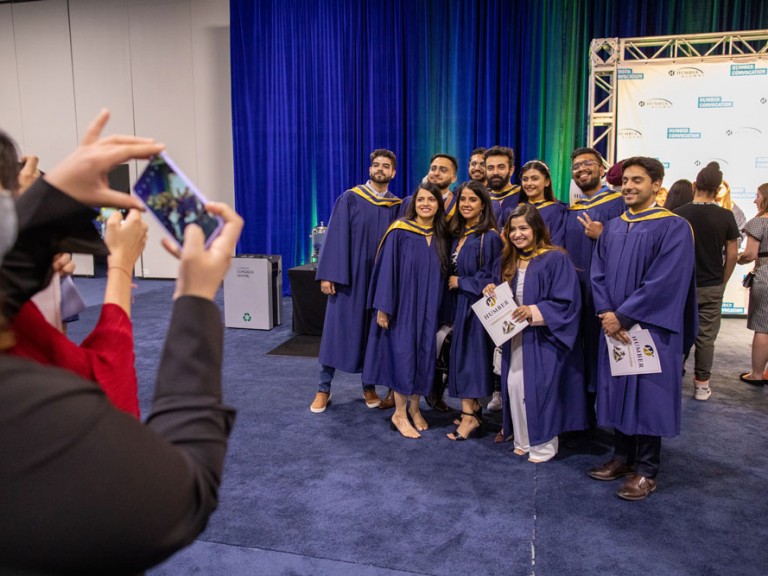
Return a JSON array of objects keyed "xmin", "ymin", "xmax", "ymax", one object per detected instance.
[{"xmin": 194, "ymin": 537, "xmax": 434, "ymax": 576}]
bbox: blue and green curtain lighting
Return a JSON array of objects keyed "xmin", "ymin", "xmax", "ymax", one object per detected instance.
[{"xmin": 230, "ymin": 0, "xmax": 768, "ymax": 288}]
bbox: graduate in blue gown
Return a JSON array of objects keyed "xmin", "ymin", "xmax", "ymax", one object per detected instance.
[
  {"xmin": 363, "ymin": 183, "xmax": 449, "ymax": 439},
  {"xmin": 589, "ymin": 156, "xmax": 697, "ymax": 501},
  {"xmin": 311, "ymin": 150, "xmax": 401, "ymax": 414},
  {"xmin": 485, "ymin": 204, "xmax": 587, "ymax": 462},
  {"xmin": 442, "ymin": 181, "xmax": 502, "ymax": 441},
  {"xmin": 562, "ymin": 148, "xmax": 625, "ymax": 429},
  {"xmin": 484, "ymin": 146, "xmax": 520, "ymax": 229},
  {"xmin": 519, "ymin": 160, "xmax": 567, "ymax": 246}
]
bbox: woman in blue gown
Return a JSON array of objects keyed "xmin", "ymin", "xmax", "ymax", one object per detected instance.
[
  {"xmin": 363, "ymin": 183, "xmax": 449, "ymax": 438},
  {"xmin": 443, "ymin": 181, "xmax": 502, "ymax": 440},
  {"xmin": 484, "ymin": 204, "xmax": 586, "ymax": 462},
  {"xmin": 519, "ymin": 160, "xmax": 566, "ymax": 246}
]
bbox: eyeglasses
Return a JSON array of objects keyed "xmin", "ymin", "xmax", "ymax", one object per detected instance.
[{"xmin": 571, "ymin": 159, "xmax": 598, "ymax": 171}]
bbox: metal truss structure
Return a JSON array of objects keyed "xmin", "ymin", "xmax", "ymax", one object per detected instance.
[{"xmin": 588, "ymin": 30, "xmax": 768, "ymax": 163}]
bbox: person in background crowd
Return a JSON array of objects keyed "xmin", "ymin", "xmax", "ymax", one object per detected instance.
[
  {"xmin": 311, "ymin": 150, "xmax": 401, "ymax": 413},
  {"xmin": 589, "ymin": 156, "xmax": 696, "ymax": 501},
  {"xmin": 662, "ymin": 179, "xmax": 694, "ymax": 211},
  {"xmin": 674, "ymin": 162, "xmax": 739, "ymax": 400},
  {"xmin": 737, "ymin": 183, "xmax": 768, "ymax": 386},
  {"xmin": 363, "ymin": 183, "xmax": 449, "ymax": 438}
]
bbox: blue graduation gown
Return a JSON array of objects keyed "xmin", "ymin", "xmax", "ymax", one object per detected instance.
[
  {"xmin": 316, "ymin": 186, "xmax": 400, "ymax": 373},
  {"xmin": 562, "ymin": 187, "xmax": 625, "ymax": 393},
  {"xmin": 526, "ymin": 200, "xmax": 567, "ymax": 247},
  {"xmin": 446, "ymin": 230, "xmax": 503, "ymax": 399},
  {"xmin": 591, "ymin": 209, "xmax": 697, "ymax": 437},
  {"xmin": 491, "ymin": 184, "xmax": 521, "ymax": 229},
  {"xmin": 498, "ymin": 250, "xmax": 587, "ymax": 445},
  {"xmin": 362, "ymin": 222, "xmax": 444, "ymax": 396}
]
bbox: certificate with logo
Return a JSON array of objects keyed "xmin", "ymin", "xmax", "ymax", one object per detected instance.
[
  {"xmin": 605, "ymin": 325, "xmax": 662, "ymax": 376},
  {"xmin": 471, "ymin": 282, "xmax": 527, "ymax": 347}
]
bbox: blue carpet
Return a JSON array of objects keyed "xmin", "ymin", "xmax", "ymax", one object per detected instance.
[{"xmin": 66, "ymin": 279, "xmax": 768, "ymax": 576}]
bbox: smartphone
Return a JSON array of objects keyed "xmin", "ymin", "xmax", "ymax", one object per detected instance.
[{"xmin": 133, "ymin": 152, "xmax": 224, "ymax": 248}]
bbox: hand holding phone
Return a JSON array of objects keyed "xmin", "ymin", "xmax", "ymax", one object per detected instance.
[{"xmin": 133, "ymin": 152, "xmax": 224, "ymax": 248}]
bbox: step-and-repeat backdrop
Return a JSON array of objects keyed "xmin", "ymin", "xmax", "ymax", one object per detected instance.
[{"xmin": 616, "ymin": 58, "xmax": 768, "ymax": 315}]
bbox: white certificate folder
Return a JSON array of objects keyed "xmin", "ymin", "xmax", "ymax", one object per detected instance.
[
  {"xmin": 604, "ymin": 325, "xmax": 662, "ymax": 376},
  {"xmin": 471, "ymin": 282, "xmax": 527, "ymax": 347}
]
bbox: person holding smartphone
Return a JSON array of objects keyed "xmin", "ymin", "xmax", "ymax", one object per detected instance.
[{"xmin": 0, "ymin": 110, "xmax": 243, "ymax": 575}]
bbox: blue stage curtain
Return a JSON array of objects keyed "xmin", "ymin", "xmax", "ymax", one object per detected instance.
[{"xmin": 230, "ymin": 0, "xmax": 768, "ymax": 289}]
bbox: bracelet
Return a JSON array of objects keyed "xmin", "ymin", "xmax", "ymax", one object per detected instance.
[{"xmin": 108, "ymin": 266, "xmax": 133, "ymax": 280}]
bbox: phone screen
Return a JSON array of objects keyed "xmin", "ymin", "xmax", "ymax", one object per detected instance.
[{"xmin": 133, "ymin": 153, "xmax": 223, "ymax": 247}]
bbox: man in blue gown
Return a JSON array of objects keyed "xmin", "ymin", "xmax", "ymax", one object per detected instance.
[
  {"xmin": 310, "ymin": 150, "xmax": 402, "ymax": 413},
  {"xmin": 588, "ymin": 156, "xmax": 697, "ymax": 501},
  {"xmin": 468, "ymin": 147, "xmax": 488, "ymax": 187},
  {"xmin": 483, "ymin": 145, "xmax": 520, "ymax": 413},
  {"xmin": 484, "ymin": 145, "xmax": 520, "ymax": 228},
  {"xmin": 562, "ymin": 148, "xmax": 625, "ymax": 425}
]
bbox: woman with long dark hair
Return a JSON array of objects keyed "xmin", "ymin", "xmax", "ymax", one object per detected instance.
[
  {"xmin": 484, "ymin": 204, "xmax": 586, "ymax": 461},
  {"xmin": 363, "ymin": 182, "xmax": 449, "ymax": 438},
  {"xmin": 519, "ymin": 160, "xmax": 566, "ymax": 246},
  {"xmin": 443, "ymin": 181, "xmax": 502, "ymax": 440}
]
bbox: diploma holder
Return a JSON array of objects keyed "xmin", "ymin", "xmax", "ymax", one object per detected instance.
[
  {"xmin": 604, "ymin": 324, "xmax": 662, "ymax": 376},
  {"xmin": 471, "ymin": 281, "xmax": 527, "ymax": 347}
]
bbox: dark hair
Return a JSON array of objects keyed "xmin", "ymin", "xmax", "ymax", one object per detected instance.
[
  {"xmin": 570, "ymin": 147, "xmax": 604, "ymax": 165},
  {"xmin": 519, "ymin": 160, "xmax": 555, "ymax": 202},
  {"xmin": 484, "ymin": 145, "xmax": 515, "ymax": 166},
  {"xmin": 499, "ymin": 204, "xmax": 562, "ymax": 282},
  {"xmin": 370, "ymin": 149, "xmax": 397, "ymax": 170},
  {"xmin": 429, "ymin": 153, "xmax": 458, "ymax": 173},
  {"xmin": 403, "ymin": 182, "xmax": 450, "ymax": 275},
  {"xmin": 664, "ymin": 179, "xmax": 694, "ymax": 210},
  {"xmin": 449, "ymin": 180, "xmax": 496, "ymax": 237},
  {"xmin": 621, "ymin": 156, "xmax": 665, "ymax": 184},
  {"xmin": 695, "ymin": 161, "xmax": 722, "ymax": 194},
  {"xmin": 470, "ymin": 147, "xmax": 487, "ymax": 158},
  {"xmin": 0, "ymin": 130, "xmax": 20, "ymax": 193}
]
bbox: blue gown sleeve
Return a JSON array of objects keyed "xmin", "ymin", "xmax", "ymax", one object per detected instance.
[
  {"xmin": 615, "ymin": 219, "xmax": 695, "ymax": 335},
  {"xmin": 368, "ymin": 230, "xmax": 400, "ymax": 317},
  {"xmin": 315, "ymin": 193, "xmax": 351, "ymax": 285},
  {"xmin": 532, "ymin": 251, "xmax": 581, "ymax": 351}
]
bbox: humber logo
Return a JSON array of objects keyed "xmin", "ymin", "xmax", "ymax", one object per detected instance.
[
  {"xmin": 694, "ymin": 158, "xmax": 730, "ymax": 167},
  {"xmin": 668, "ymin": 67, "xmax": 704, "ymax": 78},
  {"xmin": 639, "ymin": 98, "xmax": 672, "ymax": 109},
  {"xmin": 726, "ymin": 127, "xmax": 762, "ymax": 137},
  {"xmin": 618, "ymin": 128, "xmax": 643, "ymax": 139}
]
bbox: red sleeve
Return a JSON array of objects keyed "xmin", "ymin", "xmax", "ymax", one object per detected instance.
[{"xmin": 10, "ymin": 302, "xmax": 140, "ymax": 418}]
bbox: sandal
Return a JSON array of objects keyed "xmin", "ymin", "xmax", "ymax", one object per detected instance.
[
  {"xmin": 739, "ymin": 372, "xmax": 766, "ymax": 387},
  {"xmin": 447, "ymin": 411, "xmax": 483, "ymax": 441}
]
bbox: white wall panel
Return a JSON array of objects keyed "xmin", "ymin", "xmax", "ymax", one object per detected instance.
[
  {"xmin": 0, "ymin": 5, "xmax": 24, "ymax": 142},
  {"xmin": 12, "ymin": 0, "xmax": 78, "ymax": 168},
  {"xmin": 0, "ymin": 0, "xmax": 232, "ymax": 279},
  {"xmin": 191, "ymin": 0, "xmax": 234, "ymax": 207}
]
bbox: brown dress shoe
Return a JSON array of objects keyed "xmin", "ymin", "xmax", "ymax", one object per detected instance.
[
  {"xmin": 378, "ymin": 390, "xmax": 395, "ymax": 410},
  {"xmin": 616, "ymin": 474, "xmax": 657, "ymax": 501},
  {"xmin": 588, "ymin": 459, "xmax": 635, "ymax": 481}
]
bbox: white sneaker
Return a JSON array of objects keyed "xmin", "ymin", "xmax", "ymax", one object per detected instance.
[
  {"xmin": 487, "ymin": 391, "xmax": 503, "ymax": 412},
  {"xmin": 694, "ymin": 384, "xmax": 711, "ymax": 401}
]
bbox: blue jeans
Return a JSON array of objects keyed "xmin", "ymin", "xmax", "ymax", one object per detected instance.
[{"xmin": 318, "ymin": 364, "xmax": 374, "ymax": 393}]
